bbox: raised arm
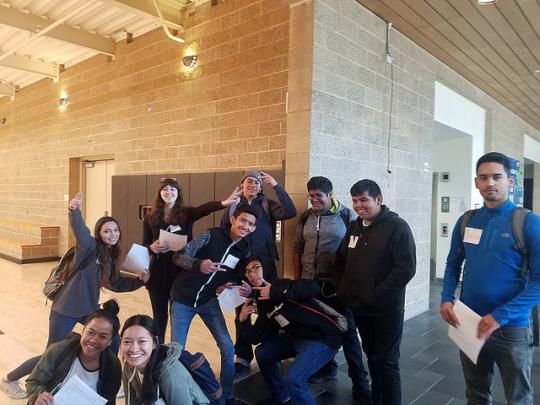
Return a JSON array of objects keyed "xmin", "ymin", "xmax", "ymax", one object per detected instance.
[
  {"xmin": 172, "ymin": 231, "xmax": 211, "ymax": 272},
  {"xmin": 260, "ymin": 171, "xmax": 297, "ymax": 220},
  {"xmin": 68, "ymin": 192, "xmax": 95, "ymax": 257}
]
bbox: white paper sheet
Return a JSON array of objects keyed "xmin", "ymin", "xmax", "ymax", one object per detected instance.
[
  {"xmin": 159, "ymin": 229, "xmax": 187, "ymax": 252},
  {"xmin": 218, "ymin": 286, "xmax": 246, "ymax": 312},
  {"xmin": 53, "ymin": 375, "xmax": 107, "ymax": 405},
  {"xmin": 121, "ymin": 243, "xmax": 150, "ymax": 275},
  {"xmin": 448, "ymin": 299, "xmax": 486, "ymax": 364}
]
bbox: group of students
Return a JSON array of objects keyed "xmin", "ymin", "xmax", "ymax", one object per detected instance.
[{"xmin": 1, "ymin": 169, "xmax": 407, "ymax": 405}]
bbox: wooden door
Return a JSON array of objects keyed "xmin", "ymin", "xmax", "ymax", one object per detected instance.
[{"xmin": 189, "ymin": 173, "xmax": 215, "ymax": 238}]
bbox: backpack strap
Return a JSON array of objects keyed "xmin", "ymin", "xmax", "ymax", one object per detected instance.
[{"xmin": 511, "ymin": 207, "xmax": 538, "ymax": 347}]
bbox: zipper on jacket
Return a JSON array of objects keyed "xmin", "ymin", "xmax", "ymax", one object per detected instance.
[{"xmin": 193, "ymin": 240, "xmax": 237, "ymax": 307}]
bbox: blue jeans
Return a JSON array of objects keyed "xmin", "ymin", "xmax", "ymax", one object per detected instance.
[
  {"xmin": 8, "ymin": 310, "xmax": 120, "ymax": 381},
  {"xmin": 460, "ymin": 326, "xmax": 533, "ymax": 405},
  {"xmin": 255, "ymin": 335, "xmax": 337, "ymax": 405},
  {"xmin": 354, "ymin": 311, "xmax": 404, "ymax": 405},
  {"xmin": 170, "ymin": 299, "xmax": 235, "ymax": 399}
]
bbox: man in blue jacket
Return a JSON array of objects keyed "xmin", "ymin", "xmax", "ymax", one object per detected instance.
[{"xmin": 440, "ymin": 152, "xmax": 540, "ymax": 404}]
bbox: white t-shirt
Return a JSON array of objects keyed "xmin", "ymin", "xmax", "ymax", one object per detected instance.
[{"xmin": 62, "ymin": 357, "xmax": 99, "ymax": 392}]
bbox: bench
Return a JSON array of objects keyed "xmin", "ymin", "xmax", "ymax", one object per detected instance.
[{"xmin": 0, "ymin": 218, "xmax": 60, "ymax": 264}]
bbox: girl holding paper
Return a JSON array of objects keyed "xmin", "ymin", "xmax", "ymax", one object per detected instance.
[
  {"xmin": 26, "ymin": 299, "xmax": 122, "ymax": 405},
  {"xmin": 143, "ymin": 177, "xmax": 241, "ymax": 343},
  {"xmin": 1, "ymin": 192, "xmax": 148, "ymax": 400},
  {"xmin": 120, "ymin": 314, "xmax": 210, "ymax": 405}
]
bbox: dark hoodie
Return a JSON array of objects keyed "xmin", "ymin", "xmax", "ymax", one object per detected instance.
[{"xmin": 336, "ymin": 205, "xmax": 416, "ymax": 315}]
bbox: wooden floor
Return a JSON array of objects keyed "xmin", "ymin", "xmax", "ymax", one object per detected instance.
[{"xmin": 0, "ymin": 258, "xmax": 234, "ymax": 404}]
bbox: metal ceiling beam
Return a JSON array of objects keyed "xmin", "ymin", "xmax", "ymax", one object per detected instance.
[
  {"xmin": 0, "ymin": 55, "xmax": 58, "ymax": 79},
  {"xmin": 0, "ymin": 6, "xmax": 115, "ymax": 56},
  {"xmin": 100, "ymin": 0, "xmax": 184, "ymax": 29},
  {"xmin": 0, "ymin": 82, "xmax": 15, "ymax": 100}
]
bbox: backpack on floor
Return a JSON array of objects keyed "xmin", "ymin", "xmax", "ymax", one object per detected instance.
[
  {"xmin": 460, "ymin": 207, "xmax": 539, "ymax": 346},
  {"xmin": 179, "ymin": 350, "xmax": 225, "ymax": 405}
]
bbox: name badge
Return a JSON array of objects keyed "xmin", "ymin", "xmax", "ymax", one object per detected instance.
[
  {"xmin": 464, "ymin": 227, "xmax": 482, "ymax": 245},
  {"xmin": 168, "ymin": 224, "xmax": 182, "ymax": 233},
  {"xmin": 222, "ymin": 254, "xmax": 239, "ymax": 269},
  {"xmin": 348, "ymin": 235, "xmax": 359, "ymax": 248},
  {"xmin": 274, "ymin": 314, "xmax": 290, "ymax": 328}
]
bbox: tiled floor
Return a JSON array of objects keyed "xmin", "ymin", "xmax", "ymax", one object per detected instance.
[{"xmin": 233, "ymin": 282, "xmax": 540, "ymax": 404}]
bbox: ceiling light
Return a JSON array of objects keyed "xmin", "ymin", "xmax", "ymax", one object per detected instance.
[
  {"xmin": 535, "ymin": 68, "xmax": 540, "ymax": 74},
  {"xmin": 477, "ymin": 0, "xmax": 498, "ymax": 4}
]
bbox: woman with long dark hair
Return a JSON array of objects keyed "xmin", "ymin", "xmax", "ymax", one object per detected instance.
[
  {"xmin": 26, "ymin": 299, "xmax": 123, "ymax": 405},
  {"xmin": 1, "ymin": 192, "xmax": 148, "ymax": 399},
  {"xmin": 143, "ymin": 177, "xmax": 240, "ymax": 342},
  {"xmin": 120, "ymin": 314, "xmax": 209, "ymax": 405}
]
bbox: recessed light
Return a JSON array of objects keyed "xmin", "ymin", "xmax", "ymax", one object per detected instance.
[
  {"xmin": 535, "ymin": 68, "xmax": 540, "ymax": 74},
  {"xmin": 478, "ymin": 0, "xmax": 497, "ymax": 4}
]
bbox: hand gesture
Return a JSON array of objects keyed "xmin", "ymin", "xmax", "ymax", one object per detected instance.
[
  {"xmin": 150, "ymin": 240, "xmax": 168, "ymax": 254},
  {"xmin": 253, "ymin": 279, "xmax": 271, "ymax": 300},
  {"xmin": 260, "ymin": 171, "xmax": 278, "ymax": 188},
  {"xmin": 239, "ymin": 280, "xmax": 252, "ymax": 298},
  {"xmin": 68, "ymin": 192, "xmax": 82, "ymax": 212},
  {"xmin": 439, "ymin": 302, "xmax": 460, "ymax": 328},
  {"xmin": 477, "ymin": 314, "xmax": 500, "ymax": 341},
  {"xmin": 200, "ymin": 259, "xmax": 226, "ymax": 275},
  {"xmin": 239, "ymin": 298, "xmax": 256, "ymax": 322},
  {"xmin": 139, "ymin": 270, "xmax": 150, "ymax": 283},
  {"xmin": 216, "ymin": 282, "xmax": 235, "ymax": 295},
  {"xmin": 35, "ymin": 391, "xmax": 54, "ymax": 405},
  {"xmin": 222, "ymin": 186, "xmax": 243, "ymax": 207}
]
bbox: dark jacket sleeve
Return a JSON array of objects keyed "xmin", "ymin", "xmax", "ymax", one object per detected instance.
[
  {"xmin": 109, "ymin": 274, "xmax": 145, "ymax": 292},
  {"xmin": 99, "ymin": 350, "xmax": 122, "ymax": 405},
  {"xmin": 69, "ymin": 208, "xmax": 95, "ymax": 260},
  {"xmin": 172, "ymin": 231, "xmax": 211, "ymax": 271},
  {"xmin": 267, "ymin": 184, "xmax": 297, "ymax": 221},
  {"xmin": 334, "ymin": 222, "xmax": 353, "ymax": 285},
  {"xmin": 142, "ymin": 217, "xmax": 156, "ymax": 254},
  {"xmin": 269, "ymin": 278, "xmax": 320, "ymax": 301},
  {"xmin": 182, "ymin": 201, "xmax": 225, "ymax": 222},
  {"xmin": 374, "ymin": 220, "xmax": 416, "ymax": 302}
]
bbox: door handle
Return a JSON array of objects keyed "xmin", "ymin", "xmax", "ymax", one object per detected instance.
[{"xmin": 139, "ymin": 204, "xmax": 152, "ymax": 220}]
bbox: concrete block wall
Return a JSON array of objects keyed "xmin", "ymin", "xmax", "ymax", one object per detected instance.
[{"xmin": 0, "ymin": 0, "xmax": 290, "ymax": 251}]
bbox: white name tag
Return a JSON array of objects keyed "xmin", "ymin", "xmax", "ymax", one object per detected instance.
[
  {"xmin": 222, "ymin": 254, "xmax": 239, "ymax": 269},
  {"xmin": 464, "ymin": 227, "xmax": 482, "ymax": 245},
  {"xmin": 274, "ymin": 314, "xmax": 290, "ymax": 327},
  {"xmin": 348, "ymin": 235, "xmax": 359, "ymax": 248},
  {"xmin": 168, "ymin": 224, "xmax": 182, "ymax": 233}
]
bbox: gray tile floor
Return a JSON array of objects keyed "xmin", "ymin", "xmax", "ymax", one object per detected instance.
[{"xmin": 233, "ymin": 282, "xmax": 540, "ymax": 404}]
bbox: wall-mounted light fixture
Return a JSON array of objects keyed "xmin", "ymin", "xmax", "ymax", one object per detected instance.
[
  {"xmin": 182, "ymin": 54, "xmax": 197, "ymax": 68},
  {"xmin": 477, "ymin": 0, "xmax": 497, "ymax": 4},
  {"xmin": 58, "ymin": 90, "xmax": 68, "ymax": 110}
]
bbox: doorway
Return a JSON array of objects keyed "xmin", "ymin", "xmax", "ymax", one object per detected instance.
[{"xmin": 83, "ymin": 159, "xmax": 115, "ymax": 235}]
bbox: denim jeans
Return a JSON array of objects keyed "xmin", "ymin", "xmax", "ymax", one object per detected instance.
[
  {"xmin": 8, "ymin": 310, "xmax": 120, "ymax": 381},
  {"xmin": 460, "ymin": 326, "xmax": 533, "ymax": 405},
  {"xmin": 170, "ymin": 299, "xmax": 235, "ymax": 399},
  {"xmin": 354, "ymin": 311, "xmax": 404, "ymax": 405},
  {"xmin": 255, "ymin": 334, "xmax": 337, "ymax": 405}
]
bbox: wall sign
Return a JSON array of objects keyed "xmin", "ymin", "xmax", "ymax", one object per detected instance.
[{"xmin": 441, "ymin": 196, "xmax": 450, "ymax": 213}]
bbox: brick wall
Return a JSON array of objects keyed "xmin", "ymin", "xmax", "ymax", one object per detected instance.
[{"xmin": 0, "ymin": 0, "xmax": 290, "ymax": 250}]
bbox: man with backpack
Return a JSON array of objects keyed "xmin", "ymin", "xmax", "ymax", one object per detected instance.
[
  {"xmin": 221, "ymin": 170, "xmax": 296, "ymax": 378},
  {"xmin": 293, "ymin": 176, "xmax": 372, "ymax": 403},
  {"xmin": 440, "ymin": 152, "xmax": 540, "ymax": 404}
]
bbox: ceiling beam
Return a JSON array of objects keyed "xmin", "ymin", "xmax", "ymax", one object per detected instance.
[
  {"xmin": 0, "ymin": 6, "xmax": 115, "ymax": 56},
  {"xmin": 100, "ymin": 0, "xmax": 184, "ymax": 29},
  {"xmin": 0, "ymin": 55, "xmax": 58, "ymax": 79},
  {"xmin": 0, "ymin": 82, "xmax": 15, "ymax": 100}
]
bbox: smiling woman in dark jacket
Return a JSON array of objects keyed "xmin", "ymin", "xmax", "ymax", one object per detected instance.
[{"xmin": 26, "ymin": 300, "xmax": 122, "ymax": 405}]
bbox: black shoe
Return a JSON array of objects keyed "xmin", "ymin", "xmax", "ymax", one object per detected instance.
[
  {"xmin": 234, "ymin": 363, "xmax": 251, "ymax": 379},
  {"xmin": 353, "ymin": 388, "xmax": 373, "ymax": 405},
  {"xmin": 256, "ymin": 398, "xmax": 292, "ymax": 405},
  {"xmin": 307, "ymin": 368, "xmax": 338, "ymax": 384}
]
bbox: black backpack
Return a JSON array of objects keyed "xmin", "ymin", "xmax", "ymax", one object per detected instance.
[
  {"xmin": 459, "ymin": 207, "xmax": 539, "ymax": 346},
  {"xmin": 42, "ymin": 247, "xmax": 76, "ymax": 304},
  {"xmin": 179, "ymin": 350, "xmax": 225, "ymax": 405}
]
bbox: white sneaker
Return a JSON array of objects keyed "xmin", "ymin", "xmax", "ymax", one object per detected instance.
[{"xmin": 1, "ymin": 378, "xmax": 27, "ymax": 399}]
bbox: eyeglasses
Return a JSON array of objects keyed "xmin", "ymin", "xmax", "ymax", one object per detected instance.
[
  {"xmin": 245, "ymin": 264, "xmax": 263, "ymax": 274},
  {"xmin": 307, "ymin": 192, "xmax": 328, "ymax": 201},
  {"xmin": 161, "ymin": 177, "xmax": 177, "ymax": 182}
]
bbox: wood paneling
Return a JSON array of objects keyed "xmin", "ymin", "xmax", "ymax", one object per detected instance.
[{"xmin": 356, "ymin": 0, "xmax": 540, "ymax": 130}]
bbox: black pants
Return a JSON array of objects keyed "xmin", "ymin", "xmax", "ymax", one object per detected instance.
[
  {"xmin": 234, "ymin": 259, "xmax": 277, "ymax": 364},
  {"xmin": 148, "ymin": 287, "xmax": 170, "ymax": 344}
]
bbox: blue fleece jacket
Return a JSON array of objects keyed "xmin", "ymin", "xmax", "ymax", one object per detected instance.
[{"xmin": 441, "ymin": 199, "xmax": 540, "ymax": 327}]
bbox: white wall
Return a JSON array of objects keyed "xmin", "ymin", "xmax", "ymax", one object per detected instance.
[
  {"xmin": 524, "ymin": 135, "xmax": 540, "ymax": 164},
  {"xmin": 433, "ymin": 135, "xmax": 472, "ymax": 278}
]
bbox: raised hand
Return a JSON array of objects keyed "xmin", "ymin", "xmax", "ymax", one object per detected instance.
[
  {"xmin": 222, "ymin": 186, "xmax": 243, "ymax": 207},
  {"xmin": 260, "ymin": 171, "xmax": 278, "ymax": 188},
  {"xmin": 68, "ymin": 192, "xmax": 82, "ymax": 212},
  {"xmin": 200, "ymin": 259, "xmax": 226, "ymax": 275},
  {"xmin": 253, "ymin": 279, "xmax": 271, "ymax": 300},
  {"xmin": 239, "ymin": 298, "xmax": 256, "ymax": 322},
  {"xmin": 239, "ymin": 280, "xmax": 253, "ymax": 298}
]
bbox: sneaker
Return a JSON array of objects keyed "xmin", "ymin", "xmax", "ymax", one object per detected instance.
[
  {"xmin": 307, "ymin": 367, "xmax": 338, "ymax": 384},
  {"xmin": 234, "ymin": 362, "xmax": 250, "ymax": 379},
  {"xmin": 1, "ymin": 378, "xmax": 27, "ymax": 399}
]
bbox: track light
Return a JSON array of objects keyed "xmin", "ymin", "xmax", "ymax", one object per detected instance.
[{"xmin": 477, "ymin": 0, "xmax": 497, "ymax": 5}]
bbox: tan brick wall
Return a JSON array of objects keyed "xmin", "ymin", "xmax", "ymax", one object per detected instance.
[{"xmin": 0, "ymin": 0, "xmax": 290, "ymax": 250}]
